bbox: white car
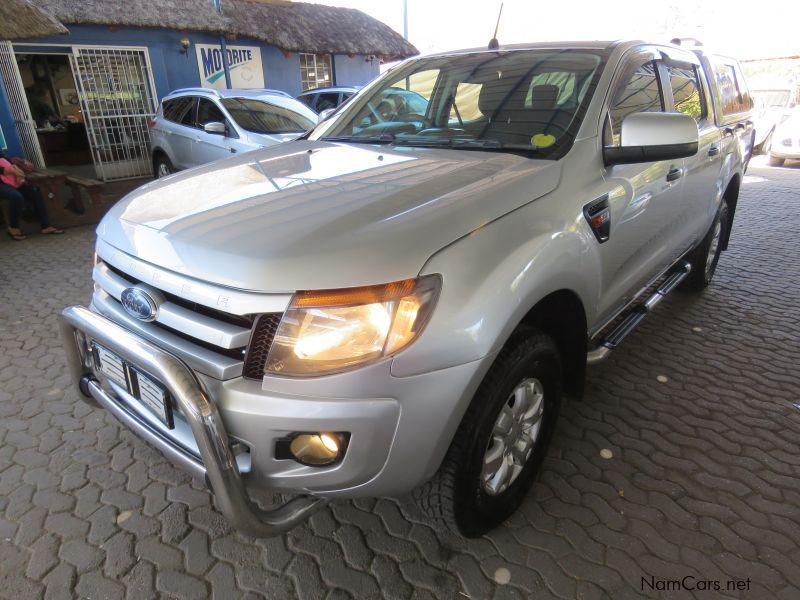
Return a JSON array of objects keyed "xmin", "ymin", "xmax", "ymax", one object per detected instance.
[
  {"xmin": 769, "ymin": 107, "xmax": 800, "ymax": 166},
  {"xmin": 150, "ymin": 88, "xmax": 319, "ymax": 176},
  {"xmin": 752, "ymin": 87, "xmax": 799, "ymax": 153}
]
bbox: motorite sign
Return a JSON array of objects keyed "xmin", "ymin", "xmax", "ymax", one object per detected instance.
[{"xmin": 195, "ymin": 44, "xmax": 264, "ymax": 89}]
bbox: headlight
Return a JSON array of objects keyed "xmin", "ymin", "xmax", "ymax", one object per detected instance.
[{"xmin": 265, "ymin": 275, "xmax": 440, "ymax": 376}]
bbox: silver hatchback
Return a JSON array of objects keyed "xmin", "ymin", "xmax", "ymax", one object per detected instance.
[{"xmin": 149, "ymin": 88, "xmax": 318, "ymax": 176}]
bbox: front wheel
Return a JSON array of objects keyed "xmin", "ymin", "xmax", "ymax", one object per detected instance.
[
  {"xmin": 680, "ymin": 202, "xmax": 729, "ymax": 292},
  {"xmin": 154, "ymin": 154, "xmax": 175, "ymax": 178},
  {"xmin": 413, "ymin": 328, "xmax": 561, "ymax": 537}
]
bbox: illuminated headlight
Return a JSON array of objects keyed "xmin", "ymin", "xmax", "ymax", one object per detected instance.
[{"xmin": 265, "ymin": 275, "xmax": 441, "ymax": 376}]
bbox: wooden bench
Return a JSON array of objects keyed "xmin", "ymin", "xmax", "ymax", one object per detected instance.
[
  {"xmin": 0, "ymin": 169, "xmax": 107, "ymax": 231},
  {"xmin": 66, "ymin": 175, "xmax": 106, "ymax": 224}
]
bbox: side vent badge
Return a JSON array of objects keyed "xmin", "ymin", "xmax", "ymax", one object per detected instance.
[{"xmin": 584, "ymin": 195, "xmax": 611, "ymax": 243}]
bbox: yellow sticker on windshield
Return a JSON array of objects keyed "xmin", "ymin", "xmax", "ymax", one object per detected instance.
[{"xmin": 531, "ymin": 133, "xmax": 556, "ymax": 148}]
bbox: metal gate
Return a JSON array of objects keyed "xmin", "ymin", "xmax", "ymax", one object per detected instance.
[
  {"xmin": 0, "ymin": 41, "xmax": 45, "ymax": 167},
  {"xmin": 70, "ymin": 46, "xmax": 157, "ymax": 181}
]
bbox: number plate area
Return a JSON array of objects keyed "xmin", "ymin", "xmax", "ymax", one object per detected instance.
[{"xmin": 91, "ymin": 342, "xmax": 174, "ymax": 428}]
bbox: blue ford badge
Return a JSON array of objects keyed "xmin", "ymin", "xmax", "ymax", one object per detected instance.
[{"xmin": 121, "ymin": 287, "xmax": 158, "ymax": 321}]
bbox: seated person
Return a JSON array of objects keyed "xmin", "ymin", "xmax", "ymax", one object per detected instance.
[{"xmin": 0, "ymin": 151, "xmax": 63, "ymax": 240}]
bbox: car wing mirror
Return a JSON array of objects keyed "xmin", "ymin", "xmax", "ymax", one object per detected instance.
[
  {"xmin": 604, "ymin": 112, "xmax": 699, "ymax": 166},
  {"xmin": 204, "ymin": 121, "xmax": 227, "ymax": 135}
]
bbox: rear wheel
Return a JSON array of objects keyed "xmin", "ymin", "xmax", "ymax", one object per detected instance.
[
  {"xmin": 154, "ymin": 154, "xmax": 174, "ymax": 178},
  {"xmin": 768, "ymin": 155, "xmax": 785, "ymax": 167},
  {"xmin": 680, "ymin": 202, "xmax": 729, "ymax": 292},
  {"xmin": 413, "ymin": 328, "xmax": 561, "ymax": 537}
]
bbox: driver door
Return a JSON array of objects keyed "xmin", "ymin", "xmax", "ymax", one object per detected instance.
[
  {"xmin": 192, "ymin": 98, "xmax": 238, "ymax": 167},
  {"xmin": 593, "ymin": 50, "xmax": 689, "ymax": 326}
]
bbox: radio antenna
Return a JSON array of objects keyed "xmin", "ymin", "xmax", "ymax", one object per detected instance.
[{"xmin": 488, "ymin": 2, "xmax": 504, "ymax": 50}]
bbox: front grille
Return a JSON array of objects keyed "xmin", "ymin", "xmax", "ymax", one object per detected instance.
[
  {"xmin": 96, "ymin": 259, "xmax": 283, "ymax": 380},
  {"xmin": 243, "ymin": 313, "xmax": 282, "ymax": 379}
]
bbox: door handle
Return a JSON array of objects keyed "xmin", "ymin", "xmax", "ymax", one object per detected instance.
[
  {"xmin": 708, "ymin": 146, "xmax": 720, "ymax": 157},
  {"xmin": 230, "ymin": 148, "xmax": 237, "ymax": 153},
  {"xmin": 736, "ymin": 122, "xmax": 747, "ymax": 131},
  {"xmin": 666, "ymin": 167, "xmax": 683, "ymax": 182}
]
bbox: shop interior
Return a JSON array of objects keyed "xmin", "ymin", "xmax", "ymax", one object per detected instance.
[{"xmin": 16, "ymin": 53, "xmax": 95, "ymax": 178}]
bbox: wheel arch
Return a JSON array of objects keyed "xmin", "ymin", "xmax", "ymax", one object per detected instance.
[
  {"xmin": 720, "ymin": 173, "xmax": 740, "ymax": 251},
  {"xmin": 517, "ymin": 289, "xmax": 588, "ymax": 398}
]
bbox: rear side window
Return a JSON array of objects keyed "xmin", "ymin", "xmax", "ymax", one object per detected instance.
[
  {"xmin": 162, "ymin": 97, "xmax": 195, "ymax": 123},
  {"xmin": 668, "ymin": 64, "xmax": 705, "ymax": 122},
  {"xmin": 712, "ymin": 61, "xmax": 753, "ymax": 116},
  {"xmin": 297, "ymin": 95, "xmax": 315, "ymax": 108},
  {"xmin": 607, "ymin": 60, "xmax": 664, "ymax": 145}
]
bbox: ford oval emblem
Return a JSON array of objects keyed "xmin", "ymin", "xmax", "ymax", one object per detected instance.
[{"xmin": 121, "ymin": 287, "xmax": 158, "ymax": 322}]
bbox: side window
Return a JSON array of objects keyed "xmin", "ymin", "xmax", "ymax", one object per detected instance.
[
  {"xmin": 449, "ymin": 82, "xmax": 483, "ymax": 123},
  {"xmin": 606, "ymin": 60, "xmax": 664, "ymax": 145},
  {"xmin": 197, "ymin": 98, "xmax": 225, "ymax": 127},
  {"xmin": 297, "ymin": 95, "xmax": 315, "ymax": 108},
  {"xmin": 163, "ymin": 97, "xmax": 194, "ymax": 123},
  {"xmin": 315, "ymin": 93, "xmax": 340, "ymax": 111},
  {"xmin": 713, "ymin": 61, "xmax": 752, "ymax": 116},
  {"xmin": 179, "ymin": 98, "xmax": 197, "ymax": 127},
  {"xmin": 667, "ymin": 64, "xmax": 705, "ymax": 122}
]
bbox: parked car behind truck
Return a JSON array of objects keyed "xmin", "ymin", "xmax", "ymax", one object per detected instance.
[
  {"xmin": 61, "ymin": 40, "xmax": 752, "ymax": 537},
  {"xmin": 150, "ymin": 88, "xmax": 318, "ymax": 176}
]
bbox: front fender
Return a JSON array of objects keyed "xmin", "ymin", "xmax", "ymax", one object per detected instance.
[{"xmin": 391, "ymin": 190, "xmax": 600, "ymax": 378}]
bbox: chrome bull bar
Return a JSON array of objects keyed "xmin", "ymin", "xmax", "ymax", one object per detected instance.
[{"xmin": 59, "ymin": 305, "xmax": 328, "ymax": 537}]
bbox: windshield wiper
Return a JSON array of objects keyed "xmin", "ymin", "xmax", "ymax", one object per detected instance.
[{"xmin": 324, "ymin": 134, "xmax": 396, "ymax": 145}]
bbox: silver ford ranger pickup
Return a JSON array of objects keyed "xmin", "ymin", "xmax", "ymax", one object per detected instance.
[{"xmin": 60, "ymin": 40, "xmax": 753, "ymax": 537}]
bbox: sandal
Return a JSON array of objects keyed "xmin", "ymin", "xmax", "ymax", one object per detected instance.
[
  {"xmin": 41, "ymin": 227, "xmax": 64, "ymax": 235},
  {"xmin": 7, "ymin": 228, "xmax": 27, "ymax": 241}
]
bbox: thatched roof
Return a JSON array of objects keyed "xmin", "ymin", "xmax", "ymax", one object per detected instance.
[
  {"xmin": 223, "ymin": 0, "xmax": 418, "ymax": 59},
  {"xmin": 29, "ymin": 0, "xmax": 232, "ymax": 35},
  {"xmin": 27, "ymin": 0, "xmax": 417, "ymax": 59},
  {"xmin": 0, "ymin": 0, "xmax": 68, "ymax": 40}
]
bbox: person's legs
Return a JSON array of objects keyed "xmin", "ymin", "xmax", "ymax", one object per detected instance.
[
  {"xmin": 0, "ymin": 182, "xmax": 25, "ymax": 230},
  {"xmin": 17, "ymin": 185, "xmax": 51, "ymax": 229}
]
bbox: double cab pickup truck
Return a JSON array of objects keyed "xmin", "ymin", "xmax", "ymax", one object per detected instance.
[{"xmin": 60, "ymin": 40, "xmax": 753, "ymax": 537}]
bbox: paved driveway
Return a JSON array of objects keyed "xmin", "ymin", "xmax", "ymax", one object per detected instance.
[{"xmin": 0, "ymin": 160, "xmax": 798, "ymax": 600}]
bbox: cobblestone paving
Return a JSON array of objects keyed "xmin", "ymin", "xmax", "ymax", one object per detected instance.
[{"xmin": 0, "ymin": 159, "xmax": 798, "ymax": 599}]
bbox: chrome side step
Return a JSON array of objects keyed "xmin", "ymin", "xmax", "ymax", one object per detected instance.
[{"xmin": 587, "ymin": 262, "xmax": 691, "ymax": 365}]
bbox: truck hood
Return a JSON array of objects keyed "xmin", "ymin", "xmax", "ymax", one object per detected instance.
[{"xmin": 98, "ymin": 140, "xmax": 561, "ymax": 292}]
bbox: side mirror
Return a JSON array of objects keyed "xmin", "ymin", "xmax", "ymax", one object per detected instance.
[
  {"xmin": 604, "ymin": 112, "xmax": 699, "ymax": 166},
  {"xmin": 204, "ymin": 121, "xmax": 227, "ymax": 136},
  {"xmin": 317, "ymin": 108, "xmax": 336, "ymax": 123}
]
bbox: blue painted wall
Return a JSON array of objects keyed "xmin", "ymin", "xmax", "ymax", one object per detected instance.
[
  {"xmin": 334, "ymin": 54, "xmax": 380, "ymax": 89},
  {"xmin": 0, "ymin": 77, "xmax": 24, "ymax": 156},
  {"xmin": 12, "ymin": 25, "xmax": 380, "ymax": 99},
  {"xmin": 2, "ymin": 24, "xmax": 381, "ymax": 161}
]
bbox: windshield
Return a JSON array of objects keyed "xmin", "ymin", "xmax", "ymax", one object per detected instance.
[
  {"xmin": 318, "ymin": 49, "xmax": 605, "ymax": 157},
  {"xmin": 754, "ymin": 90, "xmax": 791, "ymax": 109},
  {"xmin": 221, "ymin": 97, "xmax": 316, "ymax": 134}
]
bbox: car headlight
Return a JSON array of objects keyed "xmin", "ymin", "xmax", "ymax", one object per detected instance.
[{"xmin": 265, "ymin": 275, "xmax": 441, "ymax": 376}]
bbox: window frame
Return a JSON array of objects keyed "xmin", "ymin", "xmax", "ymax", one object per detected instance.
[
  {"xmin": 300, "ymin": 54, "xmax": 334, "ymax": 91},
  {"xmin": 602, "ymin": 49, "xmax": 667, "ymax": 148}
]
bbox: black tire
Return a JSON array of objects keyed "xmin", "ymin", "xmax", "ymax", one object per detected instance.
[
  {"xmin": 768, "ymin": 155, "xmax": 785, "ymax": 167},
  {"xmin": 413, "ymin": 327, "xmax": 562, "ymax": 537},
  {"xmin": 680, "ymin": 202, "xmax": 729, "ymax": 292},
  {"xmin": 154, "ymin": 154, "xmax": 175, "ymax": 178}
]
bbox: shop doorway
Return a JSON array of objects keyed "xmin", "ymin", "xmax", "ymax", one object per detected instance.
[
  {"xmin": 14, "ymin": 51, "xmax": 94, "ymax": 176},
  {"xmin": 0, "ymin": 44, "xmax": 157, "ymax": 181}
]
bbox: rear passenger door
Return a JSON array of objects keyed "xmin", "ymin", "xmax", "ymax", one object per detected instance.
[
  {"xmin": 664, "ymin": 56, "xmax": 723, "ymax": 245},
  {"xmin": 595, "ymin": 49, "xmax": 689, "ymax": 323},
  {"xmin": 161, "ymin": 96, "xmax": 197, "ymax": 170},
  {"xmin": 708, "ymin": 57, "xmax": 755, "ymax": 166}
]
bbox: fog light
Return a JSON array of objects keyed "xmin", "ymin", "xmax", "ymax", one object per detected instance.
[{"xmin": 289, "ymin": 433, "xmax": 343, "ymax": 466}]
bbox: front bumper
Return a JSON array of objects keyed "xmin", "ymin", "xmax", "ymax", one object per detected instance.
[{"xmin": 59, "ymin": 305, "xmax": 327, "ymax": 537}]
